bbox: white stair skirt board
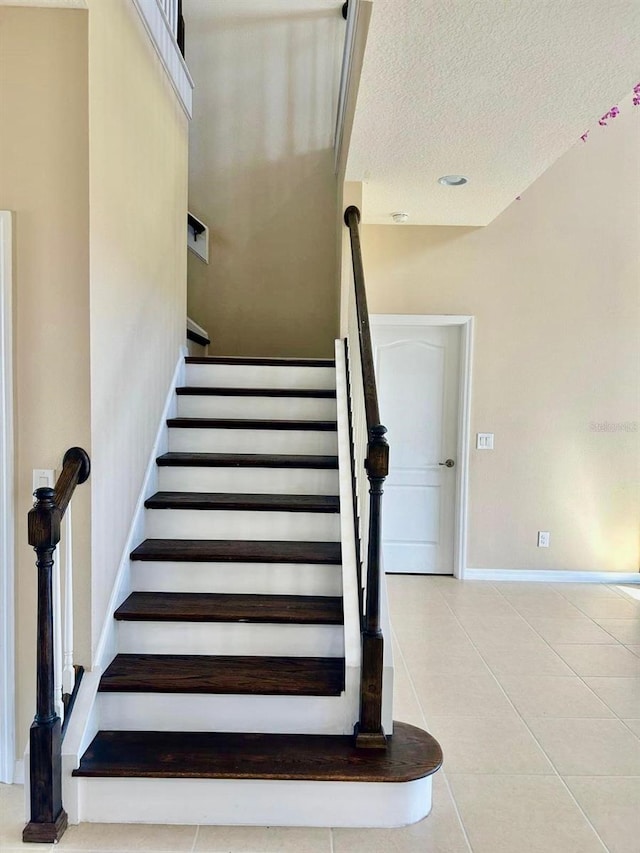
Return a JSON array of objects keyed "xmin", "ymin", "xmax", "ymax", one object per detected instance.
[
  {"xmin": 185, "ymin": 364, "xmax": 336, "ymax": 390},
  {"xmin": 97, "ymin": 692, "xmax": 353, "ymax": 735},
  {"xmin": 75, "ymin": 776, "xmax": 433, "ymax": 827},
  {"xmin": 130, "ymin": 560, "xmax": 343, "ymax": 597},
  {"xmin": 169, "ymin": 427, "xmax": 338, "ymax": 455},
  {"xmin": 144, "ymin": 508, "xmax": 341, "ymax": 541},
  {"xmin": 157, "ymin": 465, "xmax": 339, "ymax": 496},
  {"xmin": 116, "ymin": 621, "xmax": 344, "ymax": 658},
  {"xmin": 177, "ymin": 395, "xmax": 336, "ymax": 421}
]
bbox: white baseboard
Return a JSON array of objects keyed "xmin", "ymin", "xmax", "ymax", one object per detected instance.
[
  {"xmin": 13, "ymin": 758, "xmax": 24, "ymax": 785},
  {"xmin": 465, "ymin": 568, "xmax": 640, "ymax": 584},
  {"xmin": 93, "ymin": 348, "xmax": 186, "ymax": 670}
]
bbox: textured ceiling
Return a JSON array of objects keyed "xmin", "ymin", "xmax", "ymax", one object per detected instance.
[{"xmin": 346, "ymin": 0, "xmax": 640, "ymax": 225}]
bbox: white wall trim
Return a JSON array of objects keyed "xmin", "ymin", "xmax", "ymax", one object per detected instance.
[
  {"xmin": 334, "ymin": 1, "xmax": 373, "ymax": 177},
  {"xmin": 334, "ymin": 0, "xmax": 359, "ymax": 173},
  {"xmin": 371, "ymin": 314, "xmax": 474, "ymax": 327},
  {"xmin": 465, "ymin": 568, "xmax": 640, "ymax": 584},
  {"xmin": 0, "ymin": 211, "xmax": 15, "ymax": 784},
  {"xmin": 13, "ymin": 759, "xmax": 24, "ymax": 785},
  {"xmin": 130, "ymin": 0, "xmax": 194, "ymax": 120},
  {"xmin": 92, "ymin": 348, "xmax": 186, "ymax": 669},
  {"xmin": 370, "ymin": 314, "xmax": 474, "ymax": 580}
]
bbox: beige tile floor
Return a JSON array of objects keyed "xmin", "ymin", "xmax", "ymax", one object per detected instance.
[{"xmin": 1, "ymin": 577, "xmax": 639, "ymax": 852}]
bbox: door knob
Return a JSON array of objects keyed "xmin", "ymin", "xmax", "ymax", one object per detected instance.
[{"xmin": 439, "ymin": 459, "xmax": 455, "ymax": 468}]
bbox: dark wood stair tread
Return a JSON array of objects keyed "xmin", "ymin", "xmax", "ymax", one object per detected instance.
[
  {"xmin": 114, "ymin": 592, "xmax": 344, "ymax": 624},
  {"xmin": 185, "ymin": 357, "xmax": 335, "ymax": 367},
  {"xmin": 130, "ymin": 539, "xmax": 342, "ymax": 564},
  {"xmin": 73, "ymin": 723, "xmax": 443, "ymax": 782},
  {"xmin": 156, "ymin": 452, "xmax": 339, "ymax": 469},
  {"xmin": 99, "ymin": 654, "xmax": 345, "ymax": 695},
  {"xmin": 144, "ymin": 492, "xmax": 339, "ymax": 513},
  {"xmin": 176, "ymin": 386, "xmax": 336, "ymax": 398},
  {"xmin": 167, "ymin": 418, "xmax": 337, "ymax": 431}
]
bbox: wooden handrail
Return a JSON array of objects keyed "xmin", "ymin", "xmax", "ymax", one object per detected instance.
[
  {"xmin": 54, "ymin": 447, "xmax": 91, "ymax": 518},
  {"xmin": 23, "ymin": 448, "xmax": 90, "ymax": 844},
  {"xmin": 344, "ymin": 206, "xmax": 389, "ymax": 750},
  {"xmin": 344, "ymin": 206, "xmax": 383, "ymax": 432}
]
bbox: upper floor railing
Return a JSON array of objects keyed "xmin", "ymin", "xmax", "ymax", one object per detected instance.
[
  {"xmin": 157, "ymin": 0, "xmax": 185, "ymax": 55},
  {"xmin": 343, "ymin": 206, "xmax": 389, "ymax": 749}
]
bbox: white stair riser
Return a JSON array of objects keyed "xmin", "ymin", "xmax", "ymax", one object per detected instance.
[
  {"xmin": 98, "ymin": 693, "xmax": 350, "ymax": 735},
  {"xmin": 144, "ymin": 508, "xmax": 340, "ymax": 541},
  {"xmin": 157, "ymin": 466, "xmax": 339, "ymax": 495},
  {"xmin": 130, "ymin": 560, "xmax": 342, "ymax": 596},
  {"xmin": 177, "ymin": 395, "xmax": 336, "ymax": 421},
  {"xmin": 117, "ymin": 621, "xmax": 343, "ymax": 657},
  {"xmin": 185, "ymin": 364, "xmax": 336, "ymax": 390},
  {"xmin": 75, "ymin": 776, "xmax": 433, "ymax": 827},
  {"xmin": 169, "ymin": 428, "xmax": 337, "ymax": 455}
]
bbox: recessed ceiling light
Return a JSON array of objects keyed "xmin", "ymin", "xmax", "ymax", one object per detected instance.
[{"xmin": 438, "ymin": 175, "xmax": 468, "ymax": 187}]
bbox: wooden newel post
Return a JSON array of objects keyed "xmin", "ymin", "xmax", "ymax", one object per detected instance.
[
  {"xmin": 23, "ymin": 487, "xmax": 67, "ymax": 844},
  {"xmin": 355, "ymin": 424, "xmax": 389, "ymax": 749}
]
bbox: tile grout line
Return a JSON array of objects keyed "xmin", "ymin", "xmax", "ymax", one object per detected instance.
[
  {"xmin": 191, "ymin": 823, "xmax": 200, "ymax": 852},
  {"xmin": 391, "ymin": 621, "xmax": 475, "ymax": 853},
  {"xmin": 410, "ymin": 583, "xmax": 613, "ymax": 848},
  {"xmin": 499, "ymin": 587, "xmax": 640, "ymax": 741},
  {"xmin": 553, "ymin": 583, "xmax": 640, "ymax": 645},
  {"xmin": 465, "ymin": 585, "xmax": 614, "ymax": 852},
  {"xmin": 329, "ymin": 824, "xmax": 335, "ymax": 853}
]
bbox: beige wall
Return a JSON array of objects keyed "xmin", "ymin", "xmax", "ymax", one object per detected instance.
[
  {"xmin": 361, "ymin": 105, "xmax": 640, "ymax": 573},
  {"xmin": 184, "ymin": 0, "xmax": 341, "ymax": 357},
  {"xmin": 87, "ymin": 0, "xmax": 189, "ymax": 653},
  {"xmin": 0, "ymin": 7, "xmax": 91, "ymax": 760},
  {"xmin": 1, "ymin": 0, "xmax": 189, "ymax": 761}
]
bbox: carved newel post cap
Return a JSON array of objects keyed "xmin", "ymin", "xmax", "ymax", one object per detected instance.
[
  {"xmin": 28, "ymin": 488, "xmax": 61, "ymax": 549},
  {"xmin": 33, "ymin": 486, "xmax": 55, "ymax": 505}
]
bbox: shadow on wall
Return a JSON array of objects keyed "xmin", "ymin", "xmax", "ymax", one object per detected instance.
[{"xmin": 186, "ymin": 1, "xmax": 343, "ymax": 357}]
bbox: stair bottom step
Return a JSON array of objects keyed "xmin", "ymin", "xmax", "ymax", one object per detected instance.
[
  {"xmin": 71, "ymin": 724, "xmax": 442, "ymax": 827},
  {"xmin": 75, "ymin": 724, "xmax": 441, "ymax": 782}
]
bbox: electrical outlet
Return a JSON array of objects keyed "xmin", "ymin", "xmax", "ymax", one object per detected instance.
[
  {"xmin": 537, "ymin": 531, "xmax": 550, "ymax": 548},
  {"xmin": 476, "ymin": 433, "xmax": 494, "ymax": 450},
  {"xmin": 32, "ymin": 469, "xmax": 55, "ymax": 493}
]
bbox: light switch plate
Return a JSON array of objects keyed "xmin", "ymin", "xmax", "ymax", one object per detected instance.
[
  {"xmin": 32, "ymin": 469, "xmax": 55, "ymax": 493},
  {"xmin": 476, "ymin": 433, "xmax": 494, "ymax": 450}
]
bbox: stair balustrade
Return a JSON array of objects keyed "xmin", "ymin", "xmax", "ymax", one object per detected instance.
[
  {"xmin": 157, "ymin": 0, "xmax": 185, "ymax": 55},
  {"xmin": 23, "ymin": 448, "xmax": 90, "ymax": 844},
  {"xmin": 343, "ymin": 205, "xmax": 389, "ymax": 749}
]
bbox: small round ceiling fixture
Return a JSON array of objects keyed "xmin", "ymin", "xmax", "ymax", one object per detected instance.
[
  {"xmin": 438, "ymin": 175, "xmax": 468, "ymax": 187},
  {"xmin": 392, "ymin": 212, "xmax": 409, "ymax": 223}
]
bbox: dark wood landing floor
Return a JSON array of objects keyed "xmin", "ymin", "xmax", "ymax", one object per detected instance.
[{"xmin": 73, "ymin": 722, "xmax": 443, "ymax": 782}]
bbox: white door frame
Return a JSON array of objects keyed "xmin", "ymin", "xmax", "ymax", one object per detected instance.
[
  {"xmin": 370, "ymin": 314, "xmax": 474, "ymax": 580},
  {"xmin": 0, "ymin": 211, "xmax": 15, "ymax": 782}
]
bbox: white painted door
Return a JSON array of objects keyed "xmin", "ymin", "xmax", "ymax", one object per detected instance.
[{"xmin": 372, "ymin": 321, "xmax": 461, "ymax": 575}]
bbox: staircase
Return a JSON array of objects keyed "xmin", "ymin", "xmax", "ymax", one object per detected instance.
[{"xmin": 63, "ymin": 355, "xmax": 442, "ymax": 827}]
